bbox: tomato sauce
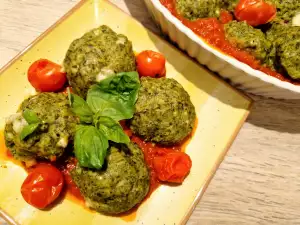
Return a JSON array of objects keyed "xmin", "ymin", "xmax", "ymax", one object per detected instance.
[
  {"xmin": 160, "ymin": 0, "xmax": 300, "ymax": 85},
  {"xmin": 121, "ymin": 119, "xmax": 197, "ymax": 199},
  {"xmin": 0, "ymin": 116, "xmax": 197, "ymax": 222}
]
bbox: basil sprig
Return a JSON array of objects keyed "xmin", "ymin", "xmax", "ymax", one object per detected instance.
[
  {"xmin": 70, "ymin": 71, "xmax": 140, "ymax": 169},
  {"xmin": 20, "ymin": 109, "xmax": 41, "ymax": 140}
]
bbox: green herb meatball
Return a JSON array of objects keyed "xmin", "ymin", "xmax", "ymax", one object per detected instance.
[
  {"xmin": 63, "ymin": 25, "xmax": 136, "ymax": 98},
  {"xmin": 4, "ymin": 93, "xmax": 78, "ymax": 163},
  {"xmin": 175, "ymin": 0, "xmax": 236, "ymax": 20},
  {"xmin": 266, "ymin": 23, "xmax": 300, "ymax": 79},
  {"xmin": 269, "ymin": 0, "xmax": 300, "ymax": 23},
  {"xmin": 224, "ymin": 21, "xmax": 272, "ymax": 62},
  {"xmin": 71, "ymin": 142, "xmax": 149, "ymax": 214},
  {"xmin": 130, "ymin": 77, "xmax": 196, "ymax": 146}
]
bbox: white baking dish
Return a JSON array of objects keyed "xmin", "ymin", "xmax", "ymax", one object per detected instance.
[{"xmin": 143, "ymin": 0, "xmax": 300, "ymax": 99}]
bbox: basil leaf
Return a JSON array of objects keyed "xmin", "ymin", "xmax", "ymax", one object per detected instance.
[
  {"xmin": 23, "ymin": 109, "xmax": 40, "ymax": 124},
  {"xmin": 74, "ymin": 125, "xmax": 109, "ymax": 169},
  {"xmin": 20, "ymin": 123, "xmax": 40, "ymax": 140},
  {"xmin": 87, "ymin": 71, "xmax": 140, "ymax": 121},
  {"xmin": 94, "ymin": 115, "xmax": 130, "ymax": 144},
  {"xmin": 70, "ymin": 93, "xmax": 93, "ymax": 124}
]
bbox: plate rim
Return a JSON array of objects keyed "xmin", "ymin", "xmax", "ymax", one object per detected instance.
[{"xmin": 0, "ymin": 0, "xmax": 253, "ymax": 224}]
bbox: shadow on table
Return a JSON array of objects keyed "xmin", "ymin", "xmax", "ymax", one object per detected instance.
[
  {"xmin": 246, "ymin": 95, "xmax": 300, "ymax": 134},
  {"xmin": 123, "ymin": 0, "xmax": 251, "ymax": 110}
]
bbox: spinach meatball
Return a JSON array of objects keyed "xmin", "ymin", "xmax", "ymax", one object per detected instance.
[
  {"xmin": 175, "ymin": 0, "xmax": 236, "ymax": 20},
  {"xmin": 63, "ymin": 25, "xmax": 136, "ymax": 98},
  {"xmin": 224, "ymin": 21, "xmax": 272, "ymax": 63},
  {"xmin": 4, "ymin": 93, "xmax": 78, "ymax": 164},
  {"xmin": 130, "ymin": 77, "xmax": 196, "ymax": 145},
  {"xmin": 71, "ymin": 142, "xmax": 149, "ymax": 214},
  {"xmin": 266, "ymin": 23, "xmax": 300, "ymax": 79}
]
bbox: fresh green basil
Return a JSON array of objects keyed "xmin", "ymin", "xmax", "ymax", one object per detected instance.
[
  {"xmin": 74, "ymin": 125, "xmax": 109, "ymax": 169},
  {"xmin": 94, "ymin": 115, "xmax": 130, "ymax": 144},
  {"xmin": 87, "ymin": 71, "xmax": 140, "ymax": 121},
  {"xmin": 69, "ymin": 93, "xmax": 93, "ymax": 124},
  {"xmin": 20, "ymin": 123, "xmax": 40, "ymax": 140},
  {"xmin": 70, "ymin": 72, "xmax": 140, "ymax": 169},
  {"xmin": 23, "ymin": 109, "xmax": 40, "ymax": 124}
]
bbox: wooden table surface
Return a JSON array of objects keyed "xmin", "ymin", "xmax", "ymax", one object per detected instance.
[{"xmin": 1, "ymin": 0, "xmax": 300, "ymax": 224}]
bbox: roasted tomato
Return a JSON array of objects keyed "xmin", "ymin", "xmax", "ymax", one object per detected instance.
[
  {"xmin": 28, "ymin": 59, "xmax": 67, "ymax": 92},
  {"xmin": 136, "ymin": 50, "xmax": 166, "ymax": 78},
  {"xmin": 21, "ymin": 163, "xmax": 64, "ymax": 209},
  {"xmin": 153, "ymin": 151, "xmax": 192, "ymax": 183},
  {"xmin": 235, "ymin": 0, "xmax": 276, "ymax": 26}
]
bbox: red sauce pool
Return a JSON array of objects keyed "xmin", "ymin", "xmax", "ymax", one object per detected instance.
[{"xmin": 160, "ymin": 0, "xmax": 300, "ymax": 85}]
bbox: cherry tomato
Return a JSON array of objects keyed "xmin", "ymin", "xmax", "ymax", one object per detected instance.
[
  {"xmin": 235, "ymin": 0, "xmax": 276, "ymax": 27},
  {"xmin": 21, "ymin": 163, "xmax": 64, "ymax": 209},
  {"xmin": 28, "ymin": 59, "xmax": 67, "ymax": 92},
  {"xmin": 136, "ymin": 50, "xmax": 166, "ymax": 78},
  {"xmin": 153, "ymin": 152, "xmax": 192, "ymax": 183}
]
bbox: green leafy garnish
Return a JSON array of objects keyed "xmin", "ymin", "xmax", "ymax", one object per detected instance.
[
  {"xmin": 23, "ymin": 109, "xmax": 41, "ymax": 124},
  {"xmin": 87, "ymin": 71, "xmax": 140, "ymax": 121},
  {"xmin": 20, "ymin": 110, "xmax": 41, "ymax": 140},
  {"xmin": 69, "ymin": 71, "xmax": 140, "ymax": 169},
  {"xmin": 69, "ymin": 93, "xmax": 93, "ymax": 124},
  {"xmin": 74, "ymin": 125, "xmax": 109, "ymax": 169},
  {"xmin": 20, "ymin": 123, "xmax": 40, "ymax": 140},
  {"xmin": 94, "ymin": 115, "xmax": 130, "ymax": 144}
]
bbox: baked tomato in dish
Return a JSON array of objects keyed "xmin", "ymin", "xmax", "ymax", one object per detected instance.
[{"xmin": 235, "ymin": 0, "xmax": 276, "ymax": 26}]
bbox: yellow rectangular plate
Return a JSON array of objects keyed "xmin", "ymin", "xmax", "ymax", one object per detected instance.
[{"xmin": 0, "ymin": 0, "xmax": 252, "ymax": 224}]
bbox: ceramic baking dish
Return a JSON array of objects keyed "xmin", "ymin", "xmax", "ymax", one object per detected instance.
[{"xmin": 143, "ymin": 0, "xmax": 300, "ymax": 99}]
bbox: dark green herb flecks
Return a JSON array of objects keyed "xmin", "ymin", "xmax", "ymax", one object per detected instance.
[
  {"xmin": 266, "ymin": 23, "xmax": 300, "ymax": 79},
  {"xmin": 224, "ymin": 21, "xmax": 272, "ymax": 63},
  {"xmin": 63, "ymin": 25, "xmax": 136, "ymax": 98},
  {"xmin": 71, "ymin": 142, "xmax": 149, "ymax": 214},
  {"xmin": 130, "ymin": 77, "xmax": 196, "ymax": 145},
  {"xmin": 175, "ymin": 0, "xmax": 237, "ymax": 20},
  {"xmin": 4, "ymin": 93, "xmax": 79, "ymax": 162}
]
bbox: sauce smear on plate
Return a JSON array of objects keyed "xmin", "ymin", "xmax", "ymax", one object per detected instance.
[
  {"xmin": 0, "ymin": 118, "xmax": 197, "ymax": 221},
  {"xmin": 160, "ymin": 0, "xmax": 300, "ymax": 85}
]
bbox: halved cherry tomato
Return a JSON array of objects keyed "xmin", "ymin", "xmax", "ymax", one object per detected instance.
[
  {"xmin": 28, "ymin": 59, "xmax": 67, "ymax": 92},
  {"xmin": 136, "ymin": 50, "xmax": 166, "ymax": 78},
  {"xmin": 21, "ymin": 163, "xmax": 64, "ymax": 209},
  {"xmin": 153, "ymin": 151, "xmax": 192, "ymax": 183},
  {"xmin": 234, "ymin": 0, "xmax": 277, "ymax": 27}
]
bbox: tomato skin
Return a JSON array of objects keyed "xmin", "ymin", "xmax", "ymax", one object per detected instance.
[
  {"xmin": 28, "ymin": 59, "xmax": 67, "ymax": 92},
  {"xmin": 234, "ymin": 0, "xmax": 276, "ymax": 26},
  {"xmin": 136, "ymin": 50, "xmax": 166, "ymax": 78},
  {"xmin": 21, "ymin": 163, "xmax": 64, "ymax": 209},
  {"xmin": 153, "ymin": 151, "xmax": 192, "ymax": 183}
]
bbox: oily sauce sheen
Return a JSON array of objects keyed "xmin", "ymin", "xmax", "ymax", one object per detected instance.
[{"xmin": 160, "ymin": 0, "xmax": 300, "ymax": 85}]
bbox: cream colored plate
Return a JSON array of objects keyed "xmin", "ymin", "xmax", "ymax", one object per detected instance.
[{"xmin": 0, "ymin": 0, "xmax": 252, "ymax": 224}]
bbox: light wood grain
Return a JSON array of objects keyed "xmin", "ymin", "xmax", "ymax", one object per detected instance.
[{"xmin": 1, "ymin": 0, "xmax": 300, "ymax": 224}]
